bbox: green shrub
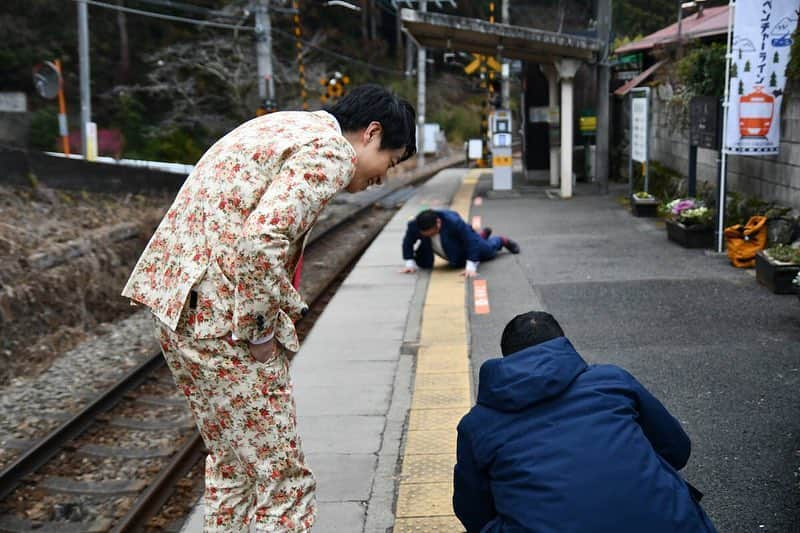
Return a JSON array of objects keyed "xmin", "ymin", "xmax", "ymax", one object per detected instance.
[
  {"xmin": 725, "ymin": 191, "xmax": 793, "ymax": 226},
  {"xmin": 429, "ymin": 105, "xmax": 481, "ymax": 145},
  {"xmin": 28, "ymin": 107, "xmax": 59, "ymax": 151},
  {"xmin": 111, "ymin": 93, "xmax": 147, "ymax": 156},
  {"xmin": 140, "ymin": 126, "xmax": 207, "ymax": 164},
  {"xmin": 676, "ymin": 42, "xmax": 727, "ymax": 97},
  {"xmin": 765, "ymin": 244, "xmax": 800, "ymax": 264}
]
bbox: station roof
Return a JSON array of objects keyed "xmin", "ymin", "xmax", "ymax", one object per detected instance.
[
  {"xmin": 615, "ymin": 5, "xmax": 729, "ymax": 54},
  {"xmin": 400, "ymin": 8, "xmax": 601, "ymax": 63}
]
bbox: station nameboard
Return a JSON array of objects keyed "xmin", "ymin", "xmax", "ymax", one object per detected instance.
[{"xmin": 689, "ymin": 96, "xmax": 720, "ymax": 150}]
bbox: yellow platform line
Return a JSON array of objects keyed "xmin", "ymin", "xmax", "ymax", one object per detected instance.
[{"xmin": 395, "ymin": 169, "xmax": 484, "ymax": 531}]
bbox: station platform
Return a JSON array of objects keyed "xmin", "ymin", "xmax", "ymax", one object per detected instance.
[{"xmin": 181, "ymin": 167, "xmax": 799, "ymax": 532}]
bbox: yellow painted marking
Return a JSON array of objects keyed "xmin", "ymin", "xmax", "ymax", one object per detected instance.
[
  {"xmin": 397, "ymin": 169, "xmax": 485, "ymax": 529},
  {"xmin": 492, "ymin": 155, "xmax": 513, "ymax": 167},
  {"xmin": 404, "ymin": 429, "xmax": 458, "ymax": 455},
  {"xmin": 407, "ymin": 407, "xmax": 469, "ymax": 431},
  {"xmin": 394, "ymin": 516, "xmax": 465, "ymax": 531},
  {"xmin": 396, "ymin": 481, "xmax": 454, "ymax": 517},
  {"xmin": 398, "ymin": 454, "xmax": 458, "ymax": 483},
  {"xmin": 411, "ymin": 388, "xmax": 471, "ymax": 410},
  {"xmin": 413, "ymin": 372, "xmax": 471, "ymax": 390}
]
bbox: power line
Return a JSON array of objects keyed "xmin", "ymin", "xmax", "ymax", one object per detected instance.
[
  {"xmin": 77, "ymin": 0, "xmax": 404, "ymax": 76},
  {"xmin": 271, "ymin": 26, "xmax": 403, "ymax": 75},
  {"xmin": 128, "ymin": 0, "xmax": 239, "ymax": 18},
  {"xmin": 81, "ymin": 0, "xmax": 253, "ymax": 31}
]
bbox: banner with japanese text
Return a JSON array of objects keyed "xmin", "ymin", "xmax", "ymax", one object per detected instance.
[{"xmin": 724, "ymin": 0, "xmax": 799, "ymax": 155}]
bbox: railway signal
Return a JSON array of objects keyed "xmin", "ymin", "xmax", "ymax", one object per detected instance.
[{"xmin": 319, "ymin": 72, "xmax": 350, "ymax": 103}]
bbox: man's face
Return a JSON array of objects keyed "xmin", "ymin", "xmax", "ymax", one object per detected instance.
[
  {"xmin": 346, "ymin": 122, "xmax": 406, "ymax": 193},
  {"xmin": 419, "ymin": 219, "xmax": 441, "ymax": 237}
]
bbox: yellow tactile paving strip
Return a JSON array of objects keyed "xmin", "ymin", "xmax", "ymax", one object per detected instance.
[{"xmin": 394, "ymin": 169, "xmax": 482, "ymax": 531}]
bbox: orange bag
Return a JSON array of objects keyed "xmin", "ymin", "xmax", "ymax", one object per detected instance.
[{"xmin": 723, "ymin": 215, "xmax": 768, "ymax": 268}]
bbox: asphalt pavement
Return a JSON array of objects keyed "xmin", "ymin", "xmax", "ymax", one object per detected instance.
[{"xmin": 468, "ymin": 175, "xmax": 800, "ymax": 532}]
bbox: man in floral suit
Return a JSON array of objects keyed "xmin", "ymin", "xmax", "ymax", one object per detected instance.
[{"xmin": 122, "ymin": 85, "xmax": 416, "ymax": 531}]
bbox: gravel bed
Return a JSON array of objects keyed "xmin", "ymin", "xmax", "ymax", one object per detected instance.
[{"xmin": 0, "ymin": 310, "xmax": 159, "ymax": 469}]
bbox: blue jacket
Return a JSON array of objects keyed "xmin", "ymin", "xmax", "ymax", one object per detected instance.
[
  {"xmin": 453, "ymin": 337, "xmax": 717, "ymax": 533},
  {"xmin": 402, "ymin": 209, "xmax": 490, "ymax": 268}
]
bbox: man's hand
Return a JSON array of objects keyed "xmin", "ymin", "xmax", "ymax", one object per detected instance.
[
  {"xmin": 400, "ymin": 265, "xmax": 418, "ymax": 274},
  {"xmin": 460, "ymin": 269, "xmax": 478, "ymax": 278},
  {"xmin": 249, "ymin": 338, "xmax": 278, "ymax": 363}
]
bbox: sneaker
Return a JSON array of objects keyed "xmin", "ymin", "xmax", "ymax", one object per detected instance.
[
  {"xmin": 503, "ymin": 238, "xmax": 520, "ymax": 254},
  {"xmin": 480, "ymin": 227, "xmax": 493, "ymax": 239}
]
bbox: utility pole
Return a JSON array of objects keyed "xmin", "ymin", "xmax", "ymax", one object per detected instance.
[
  {"xmin": 255, "ymin": 0, "xmax": 276, "ymax": 107},
  {"xmin": 77, "ymin": 0, "xmax": 91, "ymax": 158},
  {"xmin": 595, "ymin": 0, "xmax": 611, "ymax": 192},
  {"xmin": 501, "ymin": 0, "xmax": 510, "ymax": 108},
  {"xmin": 416, "ymin": 0, "xmax": 426, "ymax": 168}
]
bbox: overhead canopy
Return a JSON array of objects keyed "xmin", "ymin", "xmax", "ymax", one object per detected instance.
[
  {"xmin": 613, "ymin": 60, "xmax": 666, "ymax": 96},
  {"xmin": 615, "ymin": 5, "xmax": 729, "ymax": 54},
  {"xmin": 400, "ymin": 8, "xmax": 601, "ymax": 63}
]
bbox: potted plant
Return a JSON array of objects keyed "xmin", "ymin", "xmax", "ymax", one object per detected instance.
[
  {"xmin": 755, "ymin": 244, "xmax": 800, "ymax": 294},
  {"xmin": 663, "ymin": 198, "xmax": 715, "ymax": 249},
  {"xmin": 630, "ymin": 191, "xmax": 658, "ymax": 217}
]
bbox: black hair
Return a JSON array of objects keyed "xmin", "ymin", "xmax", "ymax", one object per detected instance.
[
  {"xmin": 325, "ymin": 84, "xmax": 417, "ymax": 162},
  {"xmin": 415, "ymin": 209, "xmax": 439, "ymax": 232},
  {"xmin": 500, "ymin": 311, "xmax": 565, "ymax": 356}
]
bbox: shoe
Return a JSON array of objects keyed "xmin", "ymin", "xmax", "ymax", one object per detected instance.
[
  {"xmin": 503, "ymin": 238, "xmax": 520, "ymax": 254},
  {"xmin": 480, "ymin": 227, "xmax": 493, "ymax": 239}
]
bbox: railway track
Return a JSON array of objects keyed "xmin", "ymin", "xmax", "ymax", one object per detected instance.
[{"xmin": 0, "ymin": 155, "xmax": 462, "ymax": 532}]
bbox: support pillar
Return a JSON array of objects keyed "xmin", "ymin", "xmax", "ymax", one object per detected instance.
[
  {"xmin": 556, "ymin": 58, "xmax": 581, "ymax": 199},
  {"xmin": 541, "ymin": 64, "xmax": 560, "ymax": 187}
]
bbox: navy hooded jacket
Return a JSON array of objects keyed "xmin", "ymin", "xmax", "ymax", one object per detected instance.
[
  {"xmin": 402, "ymin": 209, "xmax": 498, "ymax": 268},
  {"xmin": 453, "ymin": 337, "xmax": 717, "ymax": 533}
]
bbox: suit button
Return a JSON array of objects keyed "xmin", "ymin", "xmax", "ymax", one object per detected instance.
[{"xmin": 256, "ymin": 315, "xmax": 265, "ymax": 330}]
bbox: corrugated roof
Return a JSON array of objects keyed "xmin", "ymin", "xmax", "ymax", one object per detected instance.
[
  {"xmin": 615, "ymin": 5, "xmax": 729, "ymax": 54},
  {"xmin": 613, "ymin": 60, "xmax": 666, "ymax": 96}
]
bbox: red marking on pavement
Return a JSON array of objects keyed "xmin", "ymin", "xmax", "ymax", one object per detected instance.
[
  {"xmin": 473, "ymin": 279, "xmax": 490, "ymax": 314},
  {"xmin": 471, "ymin": 215, "xmax": 482, "ymax": 231}
]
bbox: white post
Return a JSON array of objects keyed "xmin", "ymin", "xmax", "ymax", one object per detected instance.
[
  {"xmin": 255, "ymin": 0, "xmax": 275, "ymax": 103},
  {"xmin": 717, "ymin": 1, "xmax": 736, "ymax": 253},
  {"xmin": 77, "ymin": 0, "xmax": 91, "ymax": 158},
  {"xmin": 556, "ymin": 59, "xmax": 582, "ymax": 198},
  {"xmin": 416, "ymin": 1, "xmax": 427, "ymax": 168},
  {"xmin": 541, "ymin": 64, "xmax": 560, "ymax": 187},
  {"xmin": 501, "ymin": 0, "xmax": 510, "ymax": 108}
]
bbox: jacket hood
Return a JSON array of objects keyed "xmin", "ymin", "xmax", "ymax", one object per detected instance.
[{"xmin": 477, "ymin": 337, "xmax": 588, "ymax": 412}]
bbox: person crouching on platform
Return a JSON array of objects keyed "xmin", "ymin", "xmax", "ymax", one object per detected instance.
[
  {"xmin": 122, "ymin": 85, "xmax": 416, "ymax": 532},
  {"xmin": 453, "ymin": 311, "xmax": 717, "ymax": 533},
  {"xmin": 400, "ymin": 208, "xmax": 520, "ymax": 278}
]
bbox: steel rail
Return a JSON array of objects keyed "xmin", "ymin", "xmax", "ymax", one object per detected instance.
[
  {"xmin": 0, "ymin": 154, "xmax": 462, "ymax": 524},
  {"xmin": 0, "ymin": 353, "xmax": 165, "ymax": 501}
]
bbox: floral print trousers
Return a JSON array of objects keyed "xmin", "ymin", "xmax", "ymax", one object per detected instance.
[{"xmin": 156, "ymin": 318, "xmax": 315, "ymax": 532}]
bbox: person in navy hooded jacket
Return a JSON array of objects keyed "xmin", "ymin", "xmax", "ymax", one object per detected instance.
[
  {"xmin": 453, "ymin": 311, "xmax": 717, "ymax": 533},
  {"xmin": 401, "ymin": 209, "xmax": 520, "ymax": 278}
]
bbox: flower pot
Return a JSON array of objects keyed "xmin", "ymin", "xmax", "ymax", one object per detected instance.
[
  {"xmin": 630, "ymin": 196, "xmax": 658, "ymax": 217},
  {"xmin": 755, "ymin": 251, "xmax": 800, "ymax": 294},
  {"xmin": 665, "ymin": 219, "xmax": 714, "ymax": 249}
]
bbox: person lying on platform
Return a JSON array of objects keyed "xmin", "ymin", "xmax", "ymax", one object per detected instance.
[
  {"xmin": 453, "ymin": 311, "xmax": 717, "ymax": 533},
  {"xmin": 400, "ymin": 208, "xmax": 520, "ymax": 278}
]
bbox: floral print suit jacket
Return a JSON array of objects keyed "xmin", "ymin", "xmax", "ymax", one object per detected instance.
[{"xmin": 122, "ymin": 110, "xmax": 356, "ymax": 351}]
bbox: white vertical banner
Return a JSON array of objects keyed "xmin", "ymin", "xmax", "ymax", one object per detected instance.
[
  {"xmin": 631, "ymin": 89, "xmax": 649, "ymax": 163},
  {"xmin": 724, "ymin": 0, "xmax": 800, "ymax": 155}
]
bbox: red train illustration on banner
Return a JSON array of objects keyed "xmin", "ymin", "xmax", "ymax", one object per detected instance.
[{"xmin": 738, "ymin": 86, "xmax": 774, "ymax": 138}]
